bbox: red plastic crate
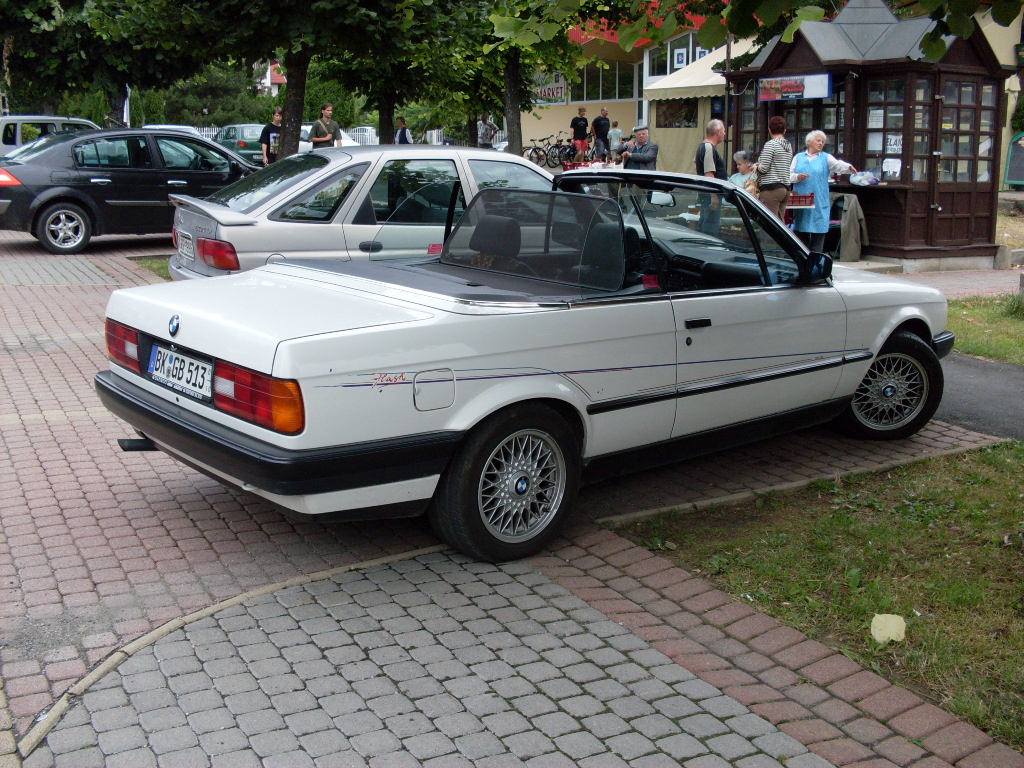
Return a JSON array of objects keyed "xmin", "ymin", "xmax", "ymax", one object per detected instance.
[{"xmin": 787, "ymin": 193, "xmax": 815, "ymax": 208}]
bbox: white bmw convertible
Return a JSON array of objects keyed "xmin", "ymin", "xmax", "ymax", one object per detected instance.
[{"xmin": 96, "ymin": 170, "xmax": 954, "ymax": 561}]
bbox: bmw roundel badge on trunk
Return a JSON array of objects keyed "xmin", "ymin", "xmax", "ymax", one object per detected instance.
[{"xmin": 168, "ymin": 315, "xmax": 180, "ymax": 337}]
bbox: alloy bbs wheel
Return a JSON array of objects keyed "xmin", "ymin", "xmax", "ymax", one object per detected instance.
[
  {"xmin": 851, "ymin": 351, "xmax": 929, "ymax": 431},
  {"xmin": 44, "ymin": 210, "xmax": 86, "ymax": 250},
  {"xmin": 478, "ymin": 428, "xmax": 566, "ymax": 543}
]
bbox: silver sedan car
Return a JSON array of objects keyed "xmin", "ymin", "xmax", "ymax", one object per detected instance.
[{"xmin": 169, "ymin": 145, "xmax": 553, "ymax": 279}]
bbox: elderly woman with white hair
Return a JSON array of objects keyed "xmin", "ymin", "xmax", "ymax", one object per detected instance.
[
  {"xmin": 729, "ymin": 150, "xmax": 755, "ymax": 188},
  {"xmin": 789, "ymin": 130, "xmax": 856, "ymax": 252}
]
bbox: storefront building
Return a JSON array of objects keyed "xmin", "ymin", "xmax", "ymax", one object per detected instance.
[{"xmin": 724, "ymin": 0, "xmax": 1015, "ymax": 269}]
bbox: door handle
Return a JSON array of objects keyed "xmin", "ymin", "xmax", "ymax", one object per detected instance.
[
  {"xmin": 359, "ymin": 241, "xmax": 383, "ymax": 253},
  {"xmin": 684, "ymin": 318, "xmax": 712, "ymax": 329},
  {"xmin": 89, "ymin": 178, "xmax": 112, "ymax": 184},
  {"xmin": 167, "ymin": 180, "xmax": 188, "ymax": 186}
]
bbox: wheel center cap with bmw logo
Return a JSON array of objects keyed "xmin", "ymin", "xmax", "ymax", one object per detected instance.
[
  {"xmin": 168, "ymin": 314, "xmax": 180, "ymax": 337},
  {"xmin": 513, "ymin": 474, "xmax": 530, "ymax": 495}
]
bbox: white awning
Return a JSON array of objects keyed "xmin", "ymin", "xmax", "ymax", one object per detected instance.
[{"xmin": 645, "ymin": 39, "xmax": 755, "ymax": 100}]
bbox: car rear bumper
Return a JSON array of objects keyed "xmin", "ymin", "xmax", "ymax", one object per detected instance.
[
  {"xmin": 168, "ymin": 252, "xmax": 214, "ymax": 280},
  {"xmin": 95, "ymin": 369, "xmax": 463, "ymax": 515}
]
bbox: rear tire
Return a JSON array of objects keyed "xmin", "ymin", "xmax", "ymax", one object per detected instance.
[
  {"xmin": 35, "ymin": 202, "xmax": 92, "ymax": 254},
  {"xmin": 429, "ymin": 404, "xmax": 580, "ymax": 562},
  {"xmin": 833, "ymin": 330, "xmax": 943, "ymax": 440},
  {"xmin": 528, "ymin": 147, "xmax": 546, "ymax": 166}
]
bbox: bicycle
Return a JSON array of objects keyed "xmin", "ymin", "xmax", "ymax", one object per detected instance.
[
  {"xmin": 547, "ymin": 132, "xmax": 575, "ymax": 168},
  {"xmin": 523, "ymin": 134, "xmax": 553, "ymax": 166}
]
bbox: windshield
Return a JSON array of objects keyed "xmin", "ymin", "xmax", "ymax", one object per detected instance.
[
  {"xmin": 442, "ymin": 188, "xmax": 628, "ymax": 292},
  {"xmin": 1, "ymin": 133, "xmax": 77, "ymax": 163},
  {"xmin": 205, "ymin": 153, "xmax": 331, "ymax": 212}
]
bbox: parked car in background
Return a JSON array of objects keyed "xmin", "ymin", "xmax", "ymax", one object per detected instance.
[
  {"xmin": 168, "ymin": 144, "xmax": 553, "ymax": 279},
  {"xmin": 0, "ymin": 128, "xmax": 257, "ymax": 253},
  {"xmin": 213, "ymin": 124, "xmax": 265, "ymax": 165},
  {"xmin": 0, "ymin": 115, "xmax": 99, "ymax": 157},
  {"xmin": 97, "ymin": 170, "xmax": 953, "ymax": 560},
  {"xmin": 142, "ymin": 124, "xmax": 202, "ymax": 136}
]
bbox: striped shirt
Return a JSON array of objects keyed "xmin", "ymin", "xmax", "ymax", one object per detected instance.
[{"xmin": 757, "ymin": 137, "xmax": 794, "ymax": 187}]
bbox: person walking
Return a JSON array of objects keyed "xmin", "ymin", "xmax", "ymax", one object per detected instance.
[
  {"xmin": 607, "ymin": 121, "xmax": 623, "ymax": 164},
  {"xmin": 591, "ymin": 107, "xmax": 611, "ymax": 161},
  {"xmin": 309, "ymin": 103, "xmax": 342, "ymax": 147},
  {"xmin": 618, "ymin": 124, "xmax": 658, "ymax": 170},
  {"xmin": 259, "ymin": 107, "xmax": 283, "ymax": 165},
  {"xmin": 570, "ymin": 106, "xmax": 590, "ymax": 162},
  {"xmin": 755, "ymin": 116, "xmax": 794, "ymax": 221},
  {"xmin": 395, "ymin": 116, "xmax": 413, "ymax": 144},
  {"xmin": 693, "ymin": 119, "xmax": 728, "ymax": 236},
  {"xmin": 790, "ymin": 130, "xmax": 856, "ymax": 252},
  {"xmin": 477, "ymin": 113, "xmax": 498, "ymax": 148}
]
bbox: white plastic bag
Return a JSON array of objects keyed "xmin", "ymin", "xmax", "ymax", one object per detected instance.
[{"xmin": 849, "ymin": 171, "xmax": 879, "ymax": 186}]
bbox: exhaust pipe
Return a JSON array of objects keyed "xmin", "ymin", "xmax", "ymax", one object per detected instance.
[{"xmin": 118, "ymin": 436, "xmax": 157, "ymax": 451}]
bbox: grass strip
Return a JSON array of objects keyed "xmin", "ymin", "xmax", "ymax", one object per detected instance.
[{"xmin": 620, "ymin": 442, "xmax": 1024, "ymax": 751}]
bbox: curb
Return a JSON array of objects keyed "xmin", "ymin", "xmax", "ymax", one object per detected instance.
[{"xmin": 596, "ymin": 439, "xmax": 1009, "ymax": 529}]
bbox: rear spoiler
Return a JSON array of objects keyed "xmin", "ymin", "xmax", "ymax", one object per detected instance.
[{"xmin": 168, "ymin": 195, "xmax": 258, "ymax": 227}]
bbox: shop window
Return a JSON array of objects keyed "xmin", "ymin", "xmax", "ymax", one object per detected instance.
[
  {"xmin": 573, "ymin": 62, "xmax": 638, "ymax": 102},
  {"xmin": 936, "ymin": 77, "xmax": 993, "ymax": 183},
  {"xmin": 584, "ymin": 63, "xmax": 601, "ymax": 101},
  {"xmin": 866, "ymin": 78, "xmax": 906, "ymax": 181},
  {"xmin": 656, "ymin": 99, "xmax": 698, "ymax": 129},
  {"xmin": 648, "ymin": 45, "xmax": 668, "ymax": 78}
]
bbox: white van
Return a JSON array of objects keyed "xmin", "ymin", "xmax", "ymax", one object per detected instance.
[{"xmin": 0, "ymin": 115, "xmax": 100, "ymax": 157}]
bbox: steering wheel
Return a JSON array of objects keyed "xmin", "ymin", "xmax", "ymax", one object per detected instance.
[{"xmin": 507, "ymin": 260, "xmax": 539, "ymax": 277}]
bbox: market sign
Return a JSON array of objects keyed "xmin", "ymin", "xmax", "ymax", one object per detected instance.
[
  {"xmin": 533, "ymin": 72, "xmax": 567, "ymax": 106},
  {"xmin": 758, "ymin": 74, "xmax": 832, "ymax": 102}
]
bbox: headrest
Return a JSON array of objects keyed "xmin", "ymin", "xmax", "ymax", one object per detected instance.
[{"xmin": 468, "ymin": 215, "xmax": 520, "ymax": 261}]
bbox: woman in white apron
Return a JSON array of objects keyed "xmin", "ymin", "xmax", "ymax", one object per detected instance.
[{"xmin": 790, "ymin": 130, "xmax": 856, "ymax": 252}]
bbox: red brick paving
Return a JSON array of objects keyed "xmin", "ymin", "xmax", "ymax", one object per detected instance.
[{"xmin": 2, "ymin": 233, "xmax": 1021, "ymax": 767}]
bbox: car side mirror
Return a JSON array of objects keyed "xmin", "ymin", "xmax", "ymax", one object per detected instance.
[
  {"xmin": 650, "ymin": 191, "xmax": 675, "ymax": 207},
  {"xmin": 800, "ymin": 251, "xmax": 833, "ymax": 283}
]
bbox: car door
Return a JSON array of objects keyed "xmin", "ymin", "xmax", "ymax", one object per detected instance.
[
  {"xmin": 153, "ymin": 134, "xmax": 243, "ymax": 202},
  {"xmin": 655, "ymin": 189, "xmax": 848, "ymax": 437},
  {"xmin": 341, "ymin": 156, "xmax": 465, "ymax": 260},
  {"xmin": 70, "ymin": 135, "xmax": 168, "ymax": 233}
]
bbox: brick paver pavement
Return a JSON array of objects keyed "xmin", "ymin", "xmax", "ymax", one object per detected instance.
[{"xmin": 2, "ymin": 234, "xmax": 1021, "ymax": 767}]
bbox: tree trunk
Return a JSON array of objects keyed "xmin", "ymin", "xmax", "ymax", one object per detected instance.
[
  {"xmin": 280, "ymin": 47, "xmax": 312, "ymax": 159},
  {"xmin": 468, "ymin": 111, "xmax": 478, "ymax": 148},
  {"xmin": 378, "ymin": 95, "xmax": 396, "ymax": 144},
  {"xmin": 502, "ymin": 48, "xmax": 522, "ymax": 156}
]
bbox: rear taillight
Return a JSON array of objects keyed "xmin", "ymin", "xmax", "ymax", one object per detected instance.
[
  {"xmin": 0, "ymin": 169, "xmax": 22, "ymax": 187},
  {"xmin": 197, "ymin": 238, "xmax": 239, "ymax": 271},
  {"xmin": 105, "ymin": 319, "xmax": 141, "ymax": 373},
  {"xmin": 171, "ymin": 226, "xmax": 179, "ymax": 249},
  {"xmin": 213, "ymin": 362, "xmax": 304, "ymax": 434},
  {"xmin": 236, "ymin": 141, "xmax": 248, "ymax": 148}
]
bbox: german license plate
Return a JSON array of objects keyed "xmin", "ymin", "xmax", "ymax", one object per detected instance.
[
  {"xmin": 148, "ymin": 345, "xmax": 212, "ymax": 400},
  {"xmin": 178, "ymin": 233, "xmax": 195, "ymax": 261}
]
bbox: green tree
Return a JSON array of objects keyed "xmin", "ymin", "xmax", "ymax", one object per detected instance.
[{"xmin": 160, "ymin": 62, "xmax": 275, "ymax": 126}]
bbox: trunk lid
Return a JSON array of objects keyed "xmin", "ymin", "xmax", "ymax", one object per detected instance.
[{"xmin": 106, "ymin": 269, "xmax": 434, "ymax": 374}]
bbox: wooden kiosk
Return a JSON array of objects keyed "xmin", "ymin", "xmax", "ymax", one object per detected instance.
[{"xmin": 725, "ymin": 0, "xmax": 1013, "ymax": 270}]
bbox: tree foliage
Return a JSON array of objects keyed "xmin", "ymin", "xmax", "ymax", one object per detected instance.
[{"xmin": 490, "ymin": 0, "xmax": 1022, "ymax": 59}]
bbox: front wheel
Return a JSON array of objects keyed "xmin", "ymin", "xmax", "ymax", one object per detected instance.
[
  {"xmin": 833, "ymin": 330, "xmax": 943, "ymax": 440},
  {"xmin": 429, "ymin": 404, "xmax": 580, "ymax": 561},
  {"xmin": 528, "ymin": 147, "xmax": 546, "ymax": 166},
  {"xmin": 35, "ymin": 202, "xmax": 92, "ymax": 254}
]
